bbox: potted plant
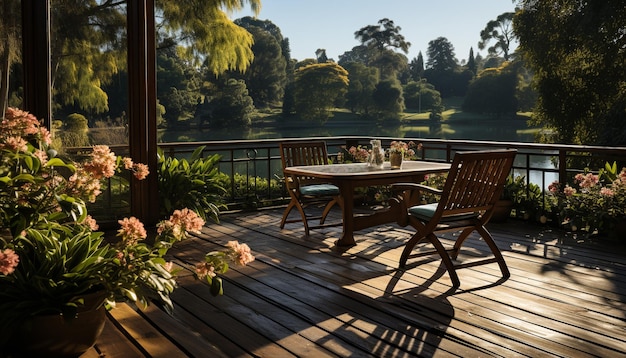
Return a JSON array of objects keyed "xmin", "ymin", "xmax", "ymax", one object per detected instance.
[
  {"xmin": 0, "ymin": 108, "xmax": 254, "ymax": 356},
  {"xmin": 491, "ymin": 174, "xmax": 527, "ymax": 222},
  {"xmin": 387, "ymin": 141, "xmax": 421, "ymax": 169},
  {"xmin": 547, "ymin": 163, "xmax": 626, "ymax": 239}
]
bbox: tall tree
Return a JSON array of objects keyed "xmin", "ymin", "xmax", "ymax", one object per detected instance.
[
  {"xmin": 343, "ymin": 62, "xmax": 379, "ymax": 115},
  {"xmin": 233, "ymin": 17, "xmax": 288, "ymax": 108},
  {"xmin": 515, "ymin": 0, "xmax": 626, "ymax": 145},
  {"xmin": 408, "ymin": 52, "xmax": 425, "ymax": 81},
  {"xmin": 353, "ymin": 18, "xmax": 411, "ymax": 79},
  {"xmin": 478, "ymin": 12, "xmax": 517, "ymax": 61},
  {"xmin": 425, "ymin": 37, "xmax": 457, "ymax": 72},
  {"xmin": 293, "ymin": 62, "xmax": 349, "ymax": 123},
  {"xmin": 354, "ymin": 18, "xmax": 411, "ymax": 55},
  {"xmin": 466, "ymin": 47, "xmax": 477, "ymax": 75}
]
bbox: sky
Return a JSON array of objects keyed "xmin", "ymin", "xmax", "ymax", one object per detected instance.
[{"xmin": 229, "ymin": 0, "xmax": 518, "ymax": 63}]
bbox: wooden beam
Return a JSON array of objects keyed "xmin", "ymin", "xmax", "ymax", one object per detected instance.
[
  {"xmin": 21, "ymin": 0, "xmax": 51, "ymax": 127},
  {"xmin": 127, "ymin": 0, "xmax": 159, "ymax": 225}
]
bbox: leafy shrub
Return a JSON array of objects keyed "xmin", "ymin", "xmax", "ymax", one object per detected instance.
[{"xmin": 157, "ymin": 146, "xmax": 227, "ymax": 222}]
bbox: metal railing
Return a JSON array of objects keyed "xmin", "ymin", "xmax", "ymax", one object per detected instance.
[
  {"xmin": 73, "ymin": 137, "xmax": 626, "ymax": 222},
  {"xmin": 158, "ymin": 136, "xmax": 626, "ymax": 207}
]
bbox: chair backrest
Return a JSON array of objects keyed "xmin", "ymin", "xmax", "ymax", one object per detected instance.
[
  {"xmin": 280, "ymin": 141, "xmax": 331, "ymax": 187},
  {"xmin": 437, "ymin": 149, "xmax": 517, "ymax": 219}
]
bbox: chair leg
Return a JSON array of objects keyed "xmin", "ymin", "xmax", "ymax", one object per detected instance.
[
  {"xmin": 280, "ymin": 198, "xmax": 311, "ymax": 236},
  {"xmin": 319, "ymin": 196, "xmax": 340, "ymax": 225},
  {"xmin": 476, "ymin": 225, "xmax": 510, "ymax": 279},
  {"xmin": 399, "ymin": 232, "xmax": 427, "ymax": 268},
  {"xmin": 280, "ymin": 200, "xmax": 297, "ymax": 229},
  {"xmin": 425, "ymin": 233, "xmax": 461, "ymax": 287}
]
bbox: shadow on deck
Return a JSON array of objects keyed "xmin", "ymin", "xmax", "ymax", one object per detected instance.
[{"xmin": 89, "ymin": 207, "xmax": 626, "ymax": 357}]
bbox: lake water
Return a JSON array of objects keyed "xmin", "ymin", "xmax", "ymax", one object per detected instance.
[{"xmin": 159, "ymin": 117, "xmax": 538, "ymax": 143}]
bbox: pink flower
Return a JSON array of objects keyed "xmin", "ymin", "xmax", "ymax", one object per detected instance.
[
  {"xmin": 169, "ymin": 208, "xmax": 205, "ymax": 233},
  {"xmin": 2, "ymin": 136, "xmax": 28, "ymax": 152},
  {"xmin": 0, "ymin": 249, "xmax": 20, "ymax": 275},
  {"xmin": 226, "ymin": 240, "xmax": 255, "ymax": 266},
  {"xmin": 195, "ymin": 262, "xmax": 216, "ymax": 279},
  {"xmin": 575, "ymin": 173, "xmax": 599, "ymax": 189},
  {"xmin": 600, "ymin": 187, "xmax": 614, "ymax": 197},
  {"xmin": 163, "ymin": 262, "xmax": 174, "ymax": 272},
  {"xmin": 117, "ymin": 217, "xmax": 147, "ymax": 245},
  {"xmin": 132, "ymin": 163, "xmax": 150, "ymax": 180},
  {"xmin": 563, "ymin": 185, "xmax": 577, "ymax": 197},
  {"xmin": 82, "ymin": 215, "xmax": 99, "ymax": 230},
  {"xmin": 84, "ymin": 145, "xmax": 117, "ymax": 179},
  {"xmin": 122, "ymin": 157, "xmax": 134, "ymax": 170},
  {"xmin": 548, "ymin": 181, "xmax": 560, "ymax": 193}
]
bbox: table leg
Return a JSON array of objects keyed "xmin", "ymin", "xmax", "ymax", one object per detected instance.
[{"xmin": 336, "ymin": 181, "xmax": 356, "ymax": 247}]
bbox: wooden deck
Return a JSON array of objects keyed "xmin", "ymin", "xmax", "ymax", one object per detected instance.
[{"xmin": 88, "ymin": 207, "xmax": 626, "ymax": 357}]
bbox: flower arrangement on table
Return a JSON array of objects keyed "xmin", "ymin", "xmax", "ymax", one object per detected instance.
[
  {"xmin": 0, "ymin": 108, "xmax": 254, "ymax": 343},
  {"xmin": 547, "ymin": 162, "xmax": 626, "ymax": 237},
  {"xmin": 387, "ymin": 140, "xmax": 422, "ymax": 159},
  {"xmin": 339, "ymin": 144, "xmax": 370, "ymax": 163}
]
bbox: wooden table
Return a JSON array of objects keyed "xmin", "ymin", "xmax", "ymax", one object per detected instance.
[{"xmin": 283, "ymin": 161, "xmax": 451, "ymax": 246}]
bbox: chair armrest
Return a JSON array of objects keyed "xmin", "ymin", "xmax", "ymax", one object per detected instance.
[{"xmin": 391, "ymin": 183, "xmax": 442, "ymax": 196}]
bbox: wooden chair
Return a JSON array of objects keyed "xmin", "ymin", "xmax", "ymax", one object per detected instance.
[
  {"xmin": 279, "ymin": 141, "xmax": 342, "ymax": 236},
  {"xmin": 392, "ymin": 149, "xmax": 517, "ymax": 287}
]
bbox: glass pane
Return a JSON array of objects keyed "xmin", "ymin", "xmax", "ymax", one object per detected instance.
[
  {"xmin": 50, "ymin": 0, "xmax": 130, "ymax": 224},
  {"xmin": 2, "ymin": 0, "xmax": 23, "ymax": 111}
]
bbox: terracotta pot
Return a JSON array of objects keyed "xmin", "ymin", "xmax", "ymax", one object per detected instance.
[
  {"xmin": 12, "ymin": 291, "xmax": 107, "ymax": 357},
  {"xmin": 389, "ymin": 152, "xmax": 403, "ymax": 169}
]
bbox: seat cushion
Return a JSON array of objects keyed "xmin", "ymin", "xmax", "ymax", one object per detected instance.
[
  {"xmin": 409, "ymin": 203, "xmax": 478, "ymax": 222},
  {"xmin": 300, "ymin": 184, "xmax": 340, "ymax": 196}
]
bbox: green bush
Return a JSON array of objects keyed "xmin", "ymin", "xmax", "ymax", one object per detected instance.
[{"xmin": 157, "ymin": 146, "xmax": 227, "ymax": 222}]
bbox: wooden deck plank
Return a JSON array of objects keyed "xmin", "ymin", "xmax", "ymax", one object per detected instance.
[{"xmin": 87, "ymin": 207, "xmax": 626, "ymax": 357}]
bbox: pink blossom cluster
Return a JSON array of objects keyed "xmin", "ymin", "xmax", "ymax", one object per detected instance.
[
  {"xmin": 0, "ymin": 108, "xmax": 51, "ymax": 152},
  {"xmin": 117, "ymin": 216, "xmax": 147, "ymax": 246},
  {"xmin": 0, "ymin": 248, "xmax": 19, "ymax": 275},
  {"xmin": 389, "ymin": 141, "xmax": 421, "ymax": 157},
  {"xmin": 84, "ymin": 145, "xmax": 117, "ymax": 179},
  {"xmin": 122, "ymin": 157, "xmax": 150, "ymax": 180},
  {"xmin": 348, "ymin": 146, "xmax": 369, "ymax": 163},
  {"xmin": 574, "ymin": 173, "xmax": 600, "ymax": 189},
  {"xmin": 195, "ymin": 262, "xmax": 216, "ymax": 279},
  {"xmin": 157, "ymin": 208, "xmax": 206, "ymax": 241},
  {"xmin": 226, "ymin": 240, "xmax": 255, "ymax": 266}
]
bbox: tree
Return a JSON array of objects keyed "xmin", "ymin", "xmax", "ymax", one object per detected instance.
[
  {"xmin": 478, "ymin": 12, "xmax": 517, "ymax": 61},
  {"xmin": 3, "ymin": 1, "xmax": 260, "ymax": 119},
  {"xmin": 372, "ymin": 78, "xmax": 405, "ymax": 120},
  {"xmin": 207, "ymin": 79, "xmax": 255, "ymax": 128},
  {"xmin": 293, "ymin": 63, "xmax": 349, "ymax": 123},
  {"xmin": 343, "ymin": 62, "xmax": 379, "ymax": 115},
  {"xmin": 354, "ymin": 18, "xmax": 411, "ymax": 55},
  {"xmin": 233, "ymin": 17, "xmax": 288, "ymax": 108},
  {"xmin": 403, "ymin": 80, "xmax": 442, "ymax": 113},
  {"xmin": 466, "ymin": 47, "xmax": 477, "ymax": 75},
  {"xmin": 156, "ymin": 48, "xmax": 202, "ymax": 127},
  {"xmin": 425, "ymin": 37, "xmax": 457, "ymax": 72},
  {"xmin": 514, "ymin": 0, "xmax": 626, "ymax": 145},
  {"xmin": 408, "ymin": 52, "xmax": 425, "ymax": 81},
  {"xmin": 462, "ymin": 63, "xmax": 518, "ymax": 116},
  {"xmin": 315, "ymin": 49, "xmax": 329, "ymax": 63},
  {"xmin": 352, "ymin": 18, "xmax": 411, "ymax": 80}
]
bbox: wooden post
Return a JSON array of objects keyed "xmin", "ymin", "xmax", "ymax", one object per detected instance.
[
  {"xmin": 127, "ymin": 0, "xmax": 159, "ymax": 225},
  {"xmin": 21, "ymin": 0, "xmax": 51, "ymax": 127}
]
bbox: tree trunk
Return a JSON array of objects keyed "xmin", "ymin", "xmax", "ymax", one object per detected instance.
[{"xmin": 0, "ymin": 46, "xmax": 10, "ymax": 118}]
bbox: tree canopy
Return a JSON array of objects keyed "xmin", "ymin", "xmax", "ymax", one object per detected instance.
[
  {"xmin": 514, "ymin": 0, "xmax": 626, "ymax": 145},
  {"xmin": 478, "ymin": 12, "xmax": 516, "ymax": 61}
]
